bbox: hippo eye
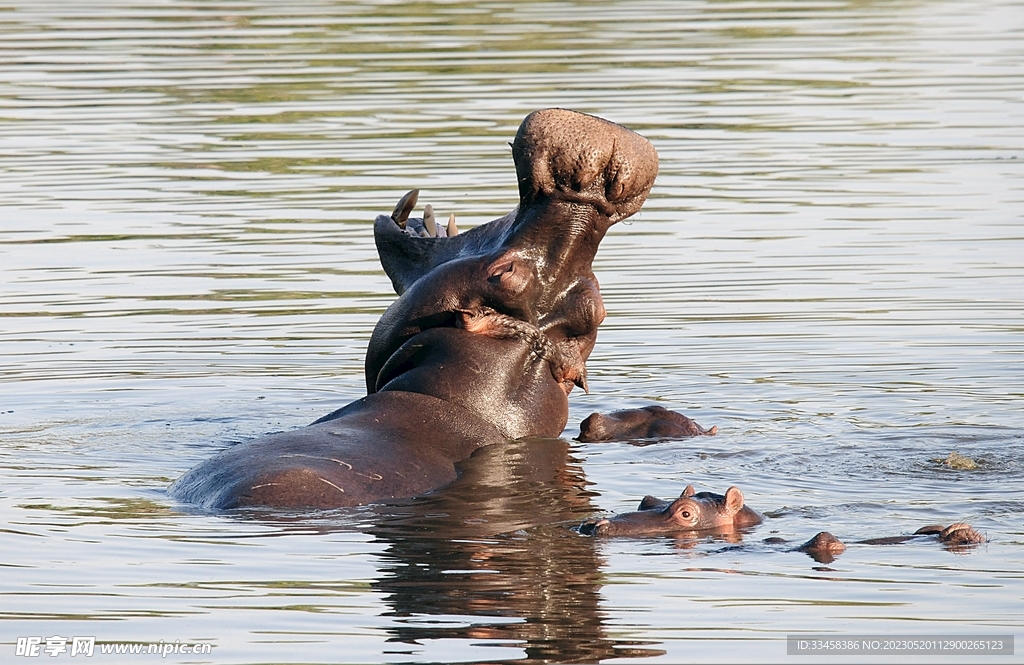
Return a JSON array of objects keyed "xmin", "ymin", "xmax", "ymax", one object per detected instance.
[{"xmin": 680, "ymin": 510, "xmax": 691, "ymax": 519}]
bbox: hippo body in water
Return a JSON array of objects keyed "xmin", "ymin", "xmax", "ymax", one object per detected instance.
[
  {"xmin": 171, "ymin": 109, "xmax": 659, "ymax": 510},
  {"xmin": 581, "ymin": 484, "xmax": 984, "ymax": 563},
  {"xmin": 786, "ymin": 523, "xmax": 986, "ymax": 563}
]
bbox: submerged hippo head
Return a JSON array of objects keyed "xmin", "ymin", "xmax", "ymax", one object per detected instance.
[
  {"xmin": 794, "ymin": 531, "xmax": 847, "ymax": 564},
  {"xmin": 578, "ymin": 405, "xmax": 717, "ymax": 442},
  {"xmin": 792, "ymin": 522, "xmax": 985, "ymax": 563},
  {"xmin": 365, "ymin": 109, "xmax": 659, "ymax": 439},
  {"xmin": 580, "ymin": 484, "xmax": 764, "ymax": 537}
]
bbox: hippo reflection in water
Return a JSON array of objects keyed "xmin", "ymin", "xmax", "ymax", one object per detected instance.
[
  {"xmin": 580, "ymin": 483, "xmax": 985, "ymax": 564},
  {"xmin": 172, "ymin": 108, "xmax": 664, "ymax": 509}
]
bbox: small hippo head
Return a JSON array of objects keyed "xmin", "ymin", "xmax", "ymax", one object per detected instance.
[
  {"xmin": 580, "ymin": 484, "xmax": 763, "ymax": 537},
  {"xmin": 795, "ymin": 531, "xmax": 847, "ymax": 564},
  {"xmin": 578, "ymin": 405, "xmax": 717, "ymax": 442}
]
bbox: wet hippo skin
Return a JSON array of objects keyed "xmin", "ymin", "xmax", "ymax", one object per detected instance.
[
  {"xmin": 774, "ymin": 522, "xmax": 986, "ymax": 563},
  {"xmin": 580, "ymin": 484, "xmax": 763, "ymax": 537},
  {"xmin": 582, "ymin": 484, "xmax": 985, "ymax": 564},
  {"xmin": 171, "ymin": 109, "xmax": 659, "ymax": 510},
  {"xmin": 578, "ymin": 405, "xmax": 717, "ymax": 442}
]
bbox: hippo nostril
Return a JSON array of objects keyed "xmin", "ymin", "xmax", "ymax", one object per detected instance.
[
  {"xmin": 580, "ymin": 518, "xmax": 610, "ymax": 536},
  {"xmin": 607, "ymin": 173, "xmax": 626, "ymax": 201}
]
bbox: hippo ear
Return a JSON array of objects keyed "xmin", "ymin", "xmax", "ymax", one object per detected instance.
[
  {"xmin": 485, "ymin": 251, "xmax": 532, "ymax": 296},
  {"xmin": 638, "ymin": 495, "xmax": 663, "ymax": 511},
  {"xmin": 724, "ymin": 486, "xmax": 744, "ymax": 515},
  {"xmin": 681, "ymin": 484, "xmax": 696, "ymax": 498}
]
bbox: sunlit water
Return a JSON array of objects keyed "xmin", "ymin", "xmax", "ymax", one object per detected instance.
[{"xmin": 1, "ymin": 1, "xmax": 1022, "ymax": 663}]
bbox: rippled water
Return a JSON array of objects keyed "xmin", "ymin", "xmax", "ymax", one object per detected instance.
[{"xmin": 2, "ymin": 1, "xmax": 1022, "ymax": 663}]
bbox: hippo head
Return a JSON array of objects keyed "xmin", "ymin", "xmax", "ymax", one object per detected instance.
[
  {"xmin": 578, "ymin": 405, "xmax": 718, "ymax": 442},
  {"xmin": 581, "ymin": 485, "xmax": 764, "ymax": 537},
  {"xmin": 796, "ymin": 531, "xmax": 847, "ymax": 564},
  {"xmin": 365, "ymin": 109, "xmax": 659, "ymax": 440}
]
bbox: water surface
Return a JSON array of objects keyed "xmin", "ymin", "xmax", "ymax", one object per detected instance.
[{"xmin": 1, "ymin": 1, "xmax": 1022, "ymax": 663}]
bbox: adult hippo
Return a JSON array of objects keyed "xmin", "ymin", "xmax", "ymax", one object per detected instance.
[{"xmin": 171, "ymin": 108, "xmax": 659, "ymax": 510}]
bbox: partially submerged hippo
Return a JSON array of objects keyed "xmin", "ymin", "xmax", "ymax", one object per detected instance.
[
  {"xmin": 580, "ymin": 484, "xmax": 762, "ymax": 536},
  {"xmin": 580, "ymin": 484, "xmax": 984, "ymax": 563},
  {"xmin": 578, "ymin": 405, "xmax": 716, "ymax": 442},
  {"xmin": 785, "ymin": 524, "xmax": 985, "ymax": 563},
  {"xmin": 171, "ymin": 109, "xmax": 659, "ymax": 510}
]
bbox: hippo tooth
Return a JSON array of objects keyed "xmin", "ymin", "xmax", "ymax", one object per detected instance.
[
  {"xmin": 423, "ymin": 204, "xmax": 437, "ymax": 237},
  {"xmin": 447, "ymin": 213, "xmax": 459, "ymax": 237},
  {"xmin": 391, "ymin": 189, "xmax": 419, "ymax": 230},
  {"xmin": 575, "ymin": 369, "xmax": 589, "ymax": 394}
]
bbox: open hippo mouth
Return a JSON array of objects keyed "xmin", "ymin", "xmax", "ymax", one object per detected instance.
[
  {"xmin": 364, "ymin": 109, "xmax": 659, "ymax": 424},
  {"xmin": 370, "ymin": 190, "xmax": 593, "ymax": 396}
]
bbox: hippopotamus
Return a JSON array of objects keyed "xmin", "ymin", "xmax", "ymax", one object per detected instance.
[
  {"xmin": 580, "ymin": 484, "xmax": 984, "ymax": 563},
  {"xmin": 578, "ymin": 405, "xmax": 717, "ymax": 442},
  {"xmin": 579, "ymin": 484, "xmax": 763, "ymax": 536},
  {"xmin": 171, "ymin": 108, "xmax": 659, "ymax": 510},
  {"xmin": 783, "ymin": 523, "xmax": 986, "ymax": 563}
]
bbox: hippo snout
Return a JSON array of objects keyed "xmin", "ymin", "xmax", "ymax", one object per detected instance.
[{"xmin": 579, "ymin": 518, "xmax": 611, "ymax": 536}]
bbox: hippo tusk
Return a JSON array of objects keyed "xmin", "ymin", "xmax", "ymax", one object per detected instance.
[
  {"xmin": 423, "ymin": 204, "xmax": 437, "ymax": 237},
  {"xmin": 447, "ymin": 213, "xmax": 458, "ymax": 237},
  {"xmin": 391, "ymin": 189, "xmax": 419, "ymax": 229},
  {"xmin": 575, "ymin": 368, "xmax": 589, "ymax": 394}
]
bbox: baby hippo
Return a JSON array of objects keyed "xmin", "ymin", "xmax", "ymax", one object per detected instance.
[
  {"xmin": 578, "ymin": 405, "xmax": 717, "ymax": 442},
  {"xmin": 580, "ymin": 484, "xmax": 762, "ymax": 536}
]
